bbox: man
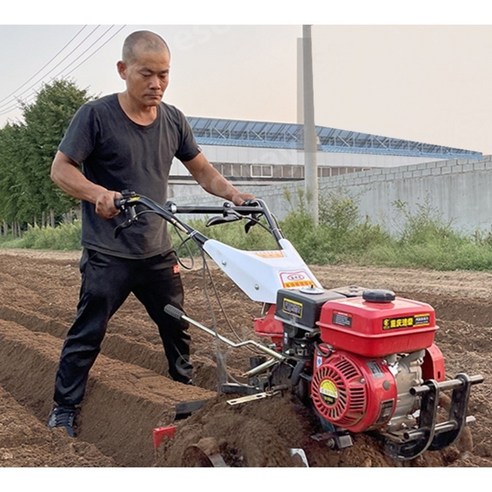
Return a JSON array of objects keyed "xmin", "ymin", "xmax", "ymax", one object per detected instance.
[{"xmin": 47, "ymin": 30, "xmax": 254, "ymax": 437}]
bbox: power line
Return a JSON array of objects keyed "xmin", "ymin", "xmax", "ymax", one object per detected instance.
[
  {"xmin": 0, "ymin": 25, "xmax": 127, "ymax": 118},
  {"xmin": 0, "ymin": 94, "xmax": 37, "ymax": 118},
  {"xmin": 0, "ymin": 25, "xmax": 89, "ymax": 107},
  {"xmin": 0, "ymin": 25, "xmax": 102, "ymax": 113},
  {"xmin": 50, "ymin": 25, "xmax": 126, "ymax": 81}
]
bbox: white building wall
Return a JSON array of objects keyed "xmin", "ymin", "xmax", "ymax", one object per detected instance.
[{"xmin": 170, "ymin": 144, "xmax": 447, "ymax": 176}]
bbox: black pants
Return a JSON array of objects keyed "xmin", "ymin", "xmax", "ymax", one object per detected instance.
[{"xmin": 53, "ymin": 249, "xmax": 192, "ymax": 407}]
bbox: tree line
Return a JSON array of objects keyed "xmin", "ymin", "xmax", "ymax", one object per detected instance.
[{"xmin": 0, "ymin": 79, "xmax": 92, "ymax": 237}]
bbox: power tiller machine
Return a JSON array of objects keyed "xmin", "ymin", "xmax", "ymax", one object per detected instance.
[{"xmin": 114, "ymin": 191, "xmax": 483, "ymax": 461}]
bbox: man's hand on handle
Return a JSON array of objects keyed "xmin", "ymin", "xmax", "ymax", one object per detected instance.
[
  {"xmin": 95, "ymin": 190, "xmax": 122, "ymax": 220},
  {"xmin": 230, "ymin": 192, "xmax": 256, "ymax": 206}
]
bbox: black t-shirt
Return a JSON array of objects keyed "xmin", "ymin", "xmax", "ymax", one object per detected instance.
[{"xmin": 59, "ymin": 94, "xmax": 201, "ymax": 259}]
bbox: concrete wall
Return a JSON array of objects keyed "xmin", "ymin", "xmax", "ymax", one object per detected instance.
[{"xmin": 172, "ymin": 155, "xmax": 492, "ymax": 236}]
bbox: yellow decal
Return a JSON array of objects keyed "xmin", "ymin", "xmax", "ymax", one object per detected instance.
[
  {"xmin": 382, "ymin": 313, "xmax": 431, "ymax": 330},
  {"xmin": 282, "ymin": 298, "xmax": 303, "ymax": 318},
  {"xmin": 254, "ymin": 250, "xmax": 285, "ymax": 258},
  {"xmin": 320, "ymin": 379, "xmax": 338, "ymax": 405}
]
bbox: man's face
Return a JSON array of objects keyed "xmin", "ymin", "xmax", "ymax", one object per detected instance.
[{"xmin": 118, "ymin": 45, "xmax": 170, "ymax": 108}]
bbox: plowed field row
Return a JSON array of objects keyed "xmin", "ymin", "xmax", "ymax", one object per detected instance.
[{"xmin": 0, "ymin": 250, "xmax": 491, "ymax": 468}]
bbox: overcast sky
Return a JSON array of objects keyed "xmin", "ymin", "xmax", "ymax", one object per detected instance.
[{"xmin": 2, "ymin": 2, "xmax": 492, "ymax": 155}]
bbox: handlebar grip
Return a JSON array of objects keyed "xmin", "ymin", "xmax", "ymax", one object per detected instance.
[
  {"xmin": 242, "ymin": 199, "xmax": 259, "ymax": 207},
  {"xmin": 164, "ymin": 304, "xmax": 185, "ymax": 320},
  {"xmin": 115, "ymin": 190, "xmax": 137, "ymax": 210}
]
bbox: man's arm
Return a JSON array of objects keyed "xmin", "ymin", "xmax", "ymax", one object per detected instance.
[
  {"xmin": 183, "ymin": 152, "xmax": 255, "ymax": 205},
  {"xmin": 50, "ymin": 151, "xmax": 120, "ymax": 219}
]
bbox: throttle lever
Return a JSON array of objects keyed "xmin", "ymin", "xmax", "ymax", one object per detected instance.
[
  {"xmin": 114, "ymin": 217, "xmax": 135, "ymax": 238},
  {"xmin": 206, "ymin": 215, "xmax": 241, "ymax": 227},
  {"xmin": 234, "ymin": 199, "xmax": 260, "ymax": 234}
]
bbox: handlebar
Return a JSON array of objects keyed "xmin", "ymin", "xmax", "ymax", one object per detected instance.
[
  {"xmin": 115, "ymin": 190, "xmax": 261, "ymax": 215},
  {"xmin": 113, "ymin": 190, "xmax": 284, "ymax": 244}
]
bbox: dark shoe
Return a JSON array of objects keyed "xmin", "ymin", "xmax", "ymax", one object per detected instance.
[
  {"xmin": 47, "ymin": 405, "xmax": 77, "ymax": 437},
  {"xmin": 171, "ymin": 374, "xmax": 193, "ymax": 385}
]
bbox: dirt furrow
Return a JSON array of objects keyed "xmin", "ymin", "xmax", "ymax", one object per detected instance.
[
  {"xmin": 0, "ymin": 385, "xmax": 117, "ymax": 467},
  {"xmin": 0, "ymin": 319, "xmax": 214, "ymax": 466}
]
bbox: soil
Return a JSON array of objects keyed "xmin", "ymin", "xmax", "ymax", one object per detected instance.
[{"xmin": 0, "ymin": 248, "xmax": 490, "ymax": 470}]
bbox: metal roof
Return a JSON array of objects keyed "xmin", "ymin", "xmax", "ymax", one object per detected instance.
[{"xmin": 188, "ymin": 116, "xmax": 482, "ymax": 159}]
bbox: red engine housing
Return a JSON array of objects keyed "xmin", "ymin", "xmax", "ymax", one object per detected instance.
[
  {"xmin": 317, "ymin": 293, "xmax": 438, "ymax": 357},
  {"xmin": 311, "ymin": 291, "xmax": 443, "ymax": 432},
  {"xmin": 254, "ymin": 288, "xmax": 446, "ymax": 433},
  {"xmin": 311, "ymin": 346, "xmax": 397, "ymax": 432}
]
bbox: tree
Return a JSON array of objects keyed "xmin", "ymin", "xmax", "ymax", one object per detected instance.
[
  {"xmin": 0, "ymin": 122, "xmax": 29, "ymax": 234},
  {"xmin": 19, "ymin": 79, "xmax": 93, "ymax": 226}
]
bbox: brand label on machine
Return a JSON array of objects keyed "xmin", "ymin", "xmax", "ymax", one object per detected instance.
[
  {"xmin": 279, "ymin": 270, "xmax": 314, "ymax": 289},
  {"xmin": 366, "ymin": 361, "xmax": 384, "ymax": 378},
  {"xmin": 320, "ymin": 379, "xmax": 338, "ymax": 405},
  {"xmin": 332, "ymin": 311, "xmax": 353, "ymax": 327},
  {"xmin": 382, "ymin": 313, "xmax": 431, "ymax": 330},
  {"xmin": 282, "ymin": 298, "xmax": 303, "ymax": 318}
]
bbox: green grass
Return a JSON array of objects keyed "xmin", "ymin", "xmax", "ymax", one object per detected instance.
[
  {"xmin": 2, "ymin": 197, "xmax": 492, "ymax": 272},
  {"xmin": 0, "ymin": 221, "xmax": 82, "ymax": 251}
]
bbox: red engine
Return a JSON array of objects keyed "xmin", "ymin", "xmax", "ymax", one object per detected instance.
[
  {"xmin": 254, "ymin": 286, "xmax": 454, "ymax": 445},
  {"xmin": 311, "ymin": 289, "xmax": 444, "ymax": 433}
]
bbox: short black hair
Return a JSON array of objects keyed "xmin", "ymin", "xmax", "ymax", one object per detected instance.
[{"xmin": 122, "ymin": 30, "xmax": 170, "ymax": 64}]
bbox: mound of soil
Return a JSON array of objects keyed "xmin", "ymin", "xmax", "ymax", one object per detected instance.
[{"xmin": 0, "ymin": 249, "xmax": 490, "ymax": 469}]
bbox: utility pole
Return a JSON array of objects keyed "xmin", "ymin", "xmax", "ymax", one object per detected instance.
[{"xmin": 302, "ymin": 25, "xmax": 319, "ymax": 225}]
